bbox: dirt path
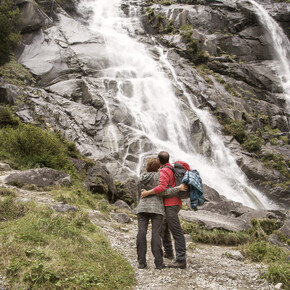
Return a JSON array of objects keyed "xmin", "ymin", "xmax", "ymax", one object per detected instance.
[
  {"xmin": 93, "ymin": 212, "xmax": 275, "ymax": 290},
  {"xmin": 0, "ymin": 167, "xmax": 276, "ymax": 290}
]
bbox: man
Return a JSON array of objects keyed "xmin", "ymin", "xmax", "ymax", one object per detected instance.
[{"xmin": 141, "ymin": 151, "xmax": 187, "ymax": 269}]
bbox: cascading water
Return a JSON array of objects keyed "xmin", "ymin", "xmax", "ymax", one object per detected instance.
[
  {"xmin": 247, "ymin": 0, "xmax": 290, "ymax": 111},
  {"xmin": 81, "ymin": 0, "xmax": 278, "ymax": 209}
]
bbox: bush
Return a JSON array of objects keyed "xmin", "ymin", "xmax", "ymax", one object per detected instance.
[
  {"xmin": 0, "ymin": 0, "xmax": 21, "ymax": 65},
  {"xmin": 242, "ymin": 134, "xmax": 265, "ymax": 152},
  {"xmin": 0, "ymin": 123, "xmax": 72, "ymax": 171},
  {"xmin": 224, "ymin": 120, "xmax": 246, "ymax": 143},
  {"xmin": 0, "ymin": 107, "xmax": 19, "ymax": 128}
]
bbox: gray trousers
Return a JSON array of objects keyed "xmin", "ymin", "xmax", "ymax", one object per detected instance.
[
  {"xmin": 137, "ymin": 213, "xmax": 164, "ymax": 267},
  {"xmin": 162, "ymin": 205, "xmax": 186, "ymax": 262}
]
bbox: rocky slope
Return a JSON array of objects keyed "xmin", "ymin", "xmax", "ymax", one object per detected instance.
[{"xmin": 0, "ymin": 0, "xmax": 289, "ymax": 208}]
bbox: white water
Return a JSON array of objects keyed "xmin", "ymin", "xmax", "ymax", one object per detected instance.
[
  {"xmin": 81, "ymin": 0, "xmax": 278, "ymax": 209},
  {"xmin": 248, "ymin": 0, "xmax": 290, "ymax": 111}
]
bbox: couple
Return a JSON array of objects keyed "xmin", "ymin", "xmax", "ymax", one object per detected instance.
[{"xmin": 136, "ymin": 151, "xmax": 188, "ymax": 270}]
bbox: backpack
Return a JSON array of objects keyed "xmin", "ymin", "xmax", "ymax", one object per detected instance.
[
  {"xmin": 165, "ymin": 161, "xmax": 204, "ymax": 209},
  {"xmin": 166, "ymin": 161, "xmax": 191, "ymax": 199}
]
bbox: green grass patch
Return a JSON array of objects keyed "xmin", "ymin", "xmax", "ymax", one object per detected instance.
[{"xmin": 0, "ymin": 199, "xmax": 136, "ymax": 289}]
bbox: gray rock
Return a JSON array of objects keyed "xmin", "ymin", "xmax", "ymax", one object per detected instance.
[
  {"xmin": 16, "ymin": 0, "xmax": 52, "ymax": 33},
  {"xmin": 0, "ymin": 162, "xmax": 11, "ymax": 171},
  {"xmin": 110, "ymin": 212, "xmax": 131, "ymax": 224},
  {"xmin": 113, "ymin": 200, "xmax": 132, "ymax": 211},
  {"xmin": 179, "ymin": 209, "xmax": 250, "ymax": 232},
  {"xmin": 52, "ymin": 204, "xmax": 78, "ymax": 213},
  {"xmin": 4, "ymin": 168, "xmax": 72, "ymax": 188}
]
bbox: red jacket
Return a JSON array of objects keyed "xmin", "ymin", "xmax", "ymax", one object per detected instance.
[{"xmin": 153, "ymin": 163, "xmax": 182, "ymax": 207}]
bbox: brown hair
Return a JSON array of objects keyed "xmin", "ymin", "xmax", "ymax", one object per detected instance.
[{"xmin": 146, "ymin": 157, "xmax": 160, "ymax": 172}]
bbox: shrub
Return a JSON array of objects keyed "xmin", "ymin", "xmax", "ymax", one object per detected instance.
[
  {"xmin": 0, "ymin": 107, "xmax": 19, "ymax": 128},
  {"xmin": 242, "ymin": 134, "xmax": 265, "ymax": 152},
  {"xmin": 224, "ymin": 120, "xmax": 246, "ymax": 143},
  {"xmin": 261, "ymin": 153, "xmax": 290, "ymax": 179},
  {"xmin": 0, "ymin": 123, "xmax": 72, "ymax": 171},
  {"xmin": 0, "ymin": 0, "xmax": 21, "ymax": 65}
]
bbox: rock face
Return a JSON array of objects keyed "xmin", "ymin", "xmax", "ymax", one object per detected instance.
[{"xmin": 4, "ymin": 0, "xmax": 290, "ymax": 208}]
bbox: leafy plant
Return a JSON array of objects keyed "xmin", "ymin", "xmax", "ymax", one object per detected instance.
[{"xmin": 0, "ymin": 0, "xmax": 21, "ymax": 65}]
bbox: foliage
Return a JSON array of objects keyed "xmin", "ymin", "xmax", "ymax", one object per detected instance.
[
  {"xmin": 261, "ymin": 262, "xmax": 290, "ymax": 288},
  {"xmin": 0, "ymin": 107, "xmax": 19, "ymax": 128},
  {"xmin": 0, "ymin": 56, "xmax": 34, "ymax": 87},
  {"xmin": 261, "ymin": 152, "xmax": 290, "ymax": 179},
  {"xmin": 0, "ymin": 187, "xmax": 16, "ymax": 197},
  {"xmin": 180, "ymin": 27, "xmax": 207, "ymax": 64},
  {"xmin": 0, "ymin": 0, "xmax": 21, "ymax": 65},
  {"xmin": 242, "ymin": 134, "xmax": 265, "ymax": 152},
  {"xmin": 0, "ymin": 195, "xmax": 29, "ymax": 221},
  {"xmin": 0, "ymin": 123, "xmax": 75, "ymax": 171},
  {"xmin": 224, "ymin": 120, "xmax": 246, "ymax": 143},
  {"xmin": 240, "ymin": 241, "xmax": 287, "ymax": 263},
  {"xmin": 0, "ymin": 200, "xmax": 136, "ymax": 289}
]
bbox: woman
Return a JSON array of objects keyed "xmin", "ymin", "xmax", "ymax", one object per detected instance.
[{"xmin": 136, "ymin": 157, "xmax": 186, "ymax": 270}]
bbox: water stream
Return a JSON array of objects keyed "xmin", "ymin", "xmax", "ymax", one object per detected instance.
[
  {"xmin": 80, "ymin": 0, "xmax": 278, "ymax": 209},
  {"xmin": 248, "ymin": 0, "xmax": 290, "ymax": 111}
]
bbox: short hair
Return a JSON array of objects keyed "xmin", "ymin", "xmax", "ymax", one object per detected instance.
[
  {"xmin": 158, "ymin": 151, "xmax": 169, "ymax": 165},
  {"xmin": 146, "ymin": 157, "xmax": 160, "ymax": 172}
]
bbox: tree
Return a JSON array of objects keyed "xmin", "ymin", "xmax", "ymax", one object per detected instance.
[{"xmin": 0, "ymin": 0, "xmax": 21, "ymax": 65}]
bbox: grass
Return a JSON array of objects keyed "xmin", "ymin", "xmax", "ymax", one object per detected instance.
[{"xmin": 0, "ymin": 196, "xmax": 136, "ymax": 289}]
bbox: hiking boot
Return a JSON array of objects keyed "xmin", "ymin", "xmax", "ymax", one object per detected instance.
[
  {"xmin": 163, "ymin": 252, "xmax": 174, "ymax": 260},
  {"xmin": 138, "ymin": 263, "xmax": 147, "ymax": 269},
  {"xmin": 155, "ymin": 263, "xmax": 166, "ymax": 270},
  {"xmin": 167, "ymin": 260, "xmax": 186, "ymax": 269}
]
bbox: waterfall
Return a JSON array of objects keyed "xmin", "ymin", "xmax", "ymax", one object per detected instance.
[
  {"xmin": 80, "ymin": 0, "xmax": 278, "ymax": 209},
  {"xmin": 248, "ymin": 0, "xmax": 290, "ymax": 111}
]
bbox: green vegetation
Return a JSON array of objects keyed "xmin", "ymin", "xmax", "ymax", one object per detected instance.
[
  {"xmin": 182, "ymin": 218, "xmax": 289, "ymax": 287},
  {"xmin": 180, "ymin": 25, "xmax": 209, "ymax": 65},
  {"xmin": 0, "ymin": 0, "xmax": 21, "ymax": 65},
  {"xmin": 0, "ymin": 56, "xmax": 34, "ymax": 87},
  {"xmin": 242, "ymin": 134, "xmax": 265, "ymax": 152},
  {"xmin": 0, "ymin": 195, "xmax": 136, "ymax": 289},
  {"xmin": 0, "ymin": 107, "xmax": 83, "ymax": 173},
  {"xmin": 261, "ymin": 152, "xmax": 290, "ymax": 179}
]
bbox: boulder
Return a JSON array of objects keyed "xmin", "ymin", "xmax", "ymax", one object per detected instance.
[
  {"xmin": 3, "ymin": 167, "xmax": 72, "ymax": 188},
  {"xmin": 85, "ymin": 162, "xmax": 116, "ymax": 202},
  {"xmin": 15, "ymin": 0, "xmax": 51, "ymax": 33},
  {"xmin": 179, "ymin": 209, "xmax": 250, "ymax": 232}
]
